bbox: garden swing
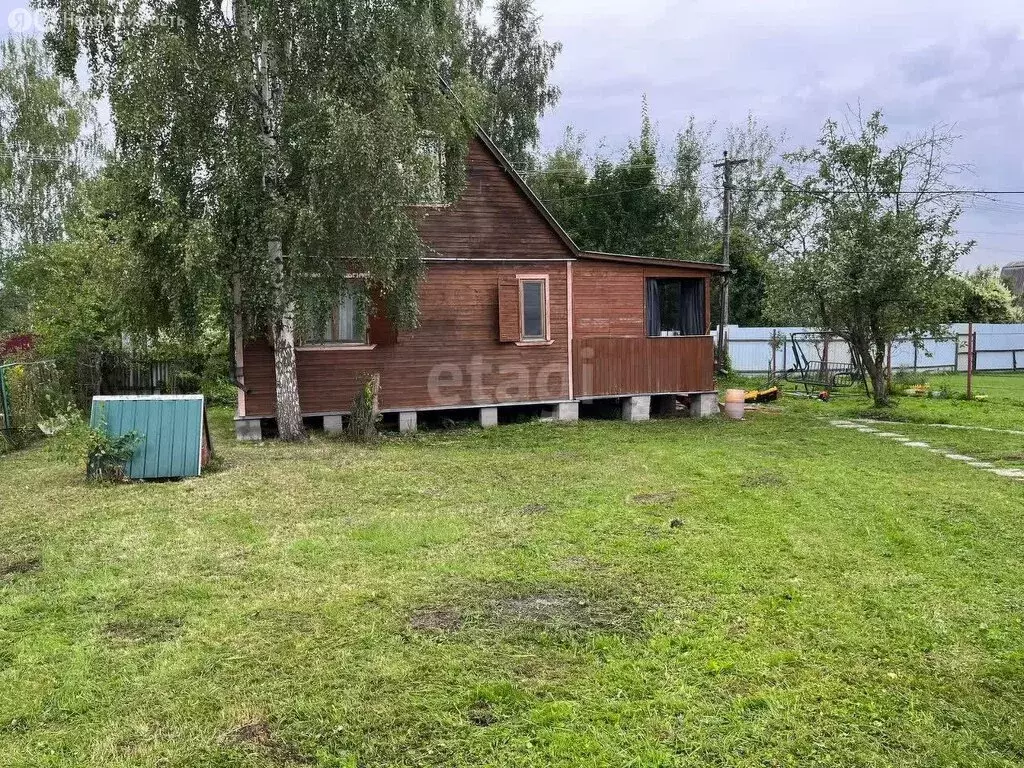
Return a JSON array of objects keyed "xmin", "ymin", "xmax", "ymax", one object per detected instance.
[{"xmin": 783, "ymin": 332, "xmax": 865, "ymax": 394}]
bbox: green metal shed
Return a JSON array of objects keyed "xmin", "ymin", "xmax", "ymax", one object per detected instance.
[{"xmin": 90, "ymin": 395, "xmax": 211, "ymax": 480}]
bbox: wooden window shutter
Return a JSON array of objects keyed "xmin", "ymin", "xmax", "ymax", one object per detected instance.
[
  {"xmin": 367, "ymin": 295, "xmax": 398, "ymax": 346},
  {"xmin": 497, "ymin": 276, "xmax": 520, "ymax": 342}
]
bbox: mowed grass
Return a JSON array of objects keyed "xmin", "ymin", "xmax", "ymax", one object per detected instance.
[{"xmin": 1, "ymin": 392, "xmax": 1024, "ymax": 766}]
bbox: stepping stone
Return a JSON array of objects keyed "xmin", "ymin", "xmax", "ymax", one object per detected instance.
[
  {"xmin": 989, "ymin": 468, "xmax": 1024, "ymax": 479},
  {"xmin": 944, "ymin": 454, "xmax": 977, "ymax": 462},
  {"xmin": 891, "ymin": 437, "xmax": 912, "ymax": 442},
  {"xmin": 857, "ymin": 428, "xmax": 879, "ymax": 433},
  {"xmin": 905, "ymin": 442, "xmax": 931, "ymax": 448},
  {"xmin": 874, "ymin": 432, "xmax": 904, "ymax": 438},
  {"xmin": 969, "ymin": 462, "xmax": 995, "ymax": 469}
]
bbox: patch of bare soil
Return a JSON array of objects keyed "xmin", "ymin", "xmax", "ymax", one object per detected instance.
[
  {"xmin": 409, "ymin": 607, "xmax": 463, "ymax": 634},
  {"xmin": 226, "ymin": 720, "xmax": 313, "ymax": 765},
  {"xmin": 630, "ymin": 492, "xmax": 679, "ymax": 505},
  {"xmin": 103, "ymin": 616, "xmax": 183, "ymax": 644},
  {"xmin": 230, "ymin": 720, "xmax": 274, "ymax": 746},
  {"xmin": 741, "ymin": 472, "xmax": 786, "ymax": 488},
  {"xmin": 491, "ymin": 592, "xmax": 638, "ymax": 633},
  {"xmin": 467, "ymin": 700, "xmax": 497, "ymax": 727},
  {"xmin": 0, "ymin": 556, "xmax": 41, "ymax": 578},
  {"xmin": 518, "ymin": 503, "xmax": 550, "ymax": 515}
]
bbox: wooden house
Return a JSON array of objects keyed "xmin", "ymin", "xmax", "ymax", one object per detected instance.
[{"xmin": 234, "ymin": 129, "xmax": 723, "ymax": 439}]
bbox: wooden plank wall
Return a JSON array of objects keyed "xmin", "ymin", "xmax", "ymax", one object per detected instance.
[
  {"xmin": 573, "ymin": 262, "xmax": 713, "ymax": 338},
  {"xmin": 242, "ymin": 136, "xmax": 721, "ymax": 417},
  {"xmin": 415, "ymin": 140, "xmax": 573, "ymax": 261},
  {"xmin": 572, "ymin": 260, "xmax": 715, "ymax": 395},
  {"xmin": 574, "ymin": 336, "xmax": 715, "ymax": 397},
  {"xmin": 243, "ymin": 263, "xmax": 571, "ymax": 415}
]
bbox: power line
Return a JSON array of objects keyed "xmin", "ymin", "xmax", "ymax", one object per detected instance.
[
  {"xmin": 540, "ymin": 184, "xmax": 668, "ymax": 204},
  {"xmin": 541, "ymin": 183, "xmax": 1024, "ymax": 206},
  {"xmin": 516, "ymin": 162, "xmax": 661, "ymax": 175}
]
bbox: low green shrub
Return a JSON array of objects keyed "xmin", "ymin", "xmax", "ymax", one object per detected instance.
[
  {"xmin": 202, "ymin": 376, "xmax": 238, "ymax": 407},
  {"xmin": 45, "ymin": 408, "xmax": 142, "ymax": 481}
]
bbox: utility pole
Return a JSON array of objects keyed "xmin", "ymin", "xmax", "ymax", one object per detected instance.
[{"xmin": 714, "ymin": 150, "xmax": 748, "ymax": 370}]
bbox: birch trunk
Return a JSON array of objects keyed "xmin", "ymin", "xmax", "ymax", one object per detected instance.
[
  {"xmin": 234, "ymin": 0, "xmax": 305, "ymax": 440},
  {"xmin": 269, "ymin": 236, "xmax": 306, "ymax": 440}
]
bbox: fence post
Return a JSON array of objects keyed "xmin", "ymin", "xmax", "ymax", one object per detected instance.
[
  {"xmin": 0, "ymin": 367, "xmax": 11, "ymax": 435},
  {"xmin": 967, "ymin": 323, "xmax": 974, "ymax": 400}
]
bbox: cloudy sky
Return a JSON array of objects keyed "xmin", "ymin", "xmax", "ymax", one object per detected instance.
[{"xmin": 534, "ymin": 0, "xmax": 1024, "ymax": 269}]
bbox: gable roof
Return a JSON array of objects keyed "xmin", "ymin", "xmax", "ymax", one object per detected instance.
[{"xmin": 470, "ymin": 126, "xmax": 725, "ymax": 274}]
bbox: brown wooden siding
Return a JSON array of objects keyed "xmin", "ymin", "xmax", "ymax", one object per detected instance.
[
  {"xmin": 414, "ymin": 140, "xmax": 575, "ymax": 261},
  {"xmin": 574, "ymin": 336, "xmax": 715, "ymax": 397},
  {"xmin": 573, "ymin": 261, "xmax": 712, "ymax": 338},
  {"xmin": 243, "ymin": 263, "xmax": 570, "ymax": 415},
  {"xmin": 572, "ymin": 260, "xmax": 714, "ymax": 396}
]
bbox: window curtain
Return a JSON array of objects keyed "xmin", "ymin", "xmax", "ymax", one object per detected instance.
[
  {"xmin": 645, "ymin": 279, "xmax": 661, "ymax": 337},
  {"xmin": 681, "ymin": 279, "xmax": 704, "ymax": 335}
]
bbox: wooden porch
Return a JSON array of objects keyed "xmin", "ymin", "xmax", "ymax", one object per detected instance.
[{"xmin": 573, "ymin": 335, "xmax": 715, "ymax": 398}]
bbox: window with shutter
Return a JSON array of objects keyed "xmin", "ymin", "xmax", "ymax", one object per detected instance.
[
  {"xmin": 498, "ymin": 275, "xmax": 550, "ymax": 343},
  {"xmin": 497, "ymin": 276, "xmax": 521, "ymax": 342}
]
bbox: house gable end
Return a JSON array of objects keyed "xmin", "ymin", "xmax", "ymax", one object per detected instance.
[{"xmin": 415, "ymin": 135, "xmax": 577, "ymax": 262}]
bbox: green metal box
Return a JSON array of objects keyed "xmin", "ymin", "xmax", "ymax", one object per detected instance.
[{"xmin": 90, "ymin": 395, "xmax": 210, "ymax": 480}]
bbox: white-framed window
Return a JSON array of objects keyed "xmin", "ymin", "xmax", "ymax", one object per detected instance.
[
  {"xmin": 305, "ymin": 284, "xmax": 367, "ymax": 345},
  {"xmin": 519, "ymin": 277, "xmax": 549, "ymax": 342},
  {"xmin": 416, "ymin": 134, "xmax": 445, "ymax": 204}
]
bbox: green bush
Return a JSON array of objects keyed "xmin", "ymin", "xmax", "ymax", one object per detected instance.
[
  {"xmin": 1, "ymin": 361, "xmax": 72, "ymax": 450},
  {"xmin": 45, "ymin": 408, "xmax": 142, "ymax": 481},
  {"xmin": 202, "ymin": 376, "xmax": 238, "ymax": 407}
]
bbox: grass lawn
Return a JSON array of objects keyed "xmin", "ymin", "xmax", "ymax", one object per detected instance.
[{"xmin": 1, "ymin": 383, "xmax": 1024, "ymax": 766}]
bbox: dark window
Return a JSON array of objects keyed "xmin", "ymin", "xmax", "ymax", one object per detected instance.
[
  {"xmin": 521, "ymin": 279, "xmax": 546, "ymax": 340},
  {"xmin": 646, "ymin": 278, "xmax": 705, "ymax": 336}
]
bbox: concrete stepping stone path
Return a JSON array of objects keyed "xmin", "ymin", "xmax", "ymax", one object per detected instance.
[{"xmin": 828, "ymin": 420, "xmax": 1024, "ymax": 482}]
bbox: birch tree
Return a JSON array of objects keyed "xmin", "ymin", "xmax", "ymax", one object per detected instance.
[
  {"xmin": 0, "ymin": 37, "xmax": 98, "ymax": 334},
  {"xmin": 460, "ymin": 0, "xmax": 561, "ymax": 168},
  {"xmin": 42, "ymin": 0, "xmax": 478, "ymax": 439}
]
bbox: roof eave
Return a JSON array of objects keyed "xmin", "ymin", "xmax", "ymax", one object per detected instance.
[{"xmin": 580, "ymin": 250, "xmax": 728, "ymax": 272}]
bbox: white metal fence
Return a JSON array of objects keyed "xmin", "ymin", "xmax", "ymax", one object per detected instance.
[{"xmin": 715, "ymin": 324, "xmax": 1024, "ymax": 376}]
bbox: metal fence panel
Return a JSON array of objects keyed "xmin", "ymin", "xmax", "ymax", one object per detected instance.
[{"xmin": 716, "ymin": 324, "xmax": 1024, "ymax": 375}]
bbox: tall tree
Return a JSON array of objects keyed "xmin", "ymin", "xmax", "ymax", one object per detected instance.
[
  {"xmin": 783, "ymin": 110, "xmax": 971, "ymax": 405},
  {"xmin": 461, "ymin": 0, "xmax": 561, "ymax": 168},
  {"xmin": 525, "ymin": 126, "xmax": 589, "ymax": 244},
  {"xmin": 537, "ymin": 100, "xmax": 678, "ymax": 259},
  {"xmin": 0, "ymin": 37, "xmax": 99, "ymax": 335},
  {"xmin": 719, "ymin": 115, "xmax": 787, "ymax": 326},
  {"xmin": 43, "ymin": 0, "xmax": 479, "ymax": 440},
  {"xmin": 666, "ymin": 117, "xmax": 715, "ymax": 263}
]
